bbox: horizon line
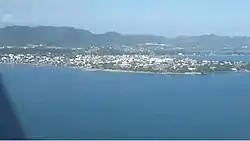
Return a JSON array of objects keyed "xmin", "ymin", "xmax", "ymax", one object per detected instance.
[{"xmin": 1, "ymin": 24, "xmax": 250, "ymax": 38}]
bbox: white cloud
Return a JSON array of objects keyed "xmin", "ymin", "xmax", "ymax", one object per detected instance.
[{"xmin": 1, "ymin": 14, "xmax": 14, "ymax": 23}]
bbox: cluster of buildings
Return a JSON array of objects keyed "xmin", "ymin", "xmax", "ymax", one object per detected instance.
[{"xmin": 1, "ymin": 52, "xmax": 249, "ymax": 74}]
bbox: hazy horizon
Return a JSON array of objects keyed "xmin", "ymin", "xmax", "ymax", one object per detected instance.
[{"xmin": 1, "ymin": 0, "xmax": 250, "ymax": 37}]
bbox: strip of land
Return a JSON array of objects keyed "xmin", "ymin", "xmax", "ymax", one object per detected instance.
[{"xmin": 1, "ymin": 47, "xmax": 250, "ymax": 75}]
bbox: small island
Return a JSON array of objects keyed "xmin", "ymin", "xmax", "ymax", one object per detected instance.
[{"xmin": 0, "ymin": 45, "xmax": 250, "ymax": 75}]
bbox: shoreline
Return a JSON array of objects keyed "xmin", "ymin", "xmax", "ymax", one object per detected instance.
[
  {"xmin": 0, "ymin": 62, "xmax": 204, "ymax": 75},
  {"xmin": 2, "ymin": 62, "xmax": 249, "ymax": 75},
  {"xmin": 82, "ymin": 68, "xmax": 203, "ymax": 75}
]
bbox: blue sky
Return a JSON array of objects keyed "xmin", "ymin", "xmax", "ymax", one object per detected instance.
[{"xmin": 0, "ymin": 0, "xmax": 249, "ymax": 37}]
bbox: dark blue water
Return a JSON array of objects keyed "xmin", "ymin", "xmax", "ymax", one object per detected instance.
[{"xmin": 1, "ymin": 64, "xmax": 250, "ymax": 139}]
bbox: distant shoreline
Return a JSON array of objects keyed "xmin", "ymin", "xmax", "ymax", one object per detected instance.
[
  {"xmin": 0, "ymin": 62, "xmax": 204, "ymax": 75},
  {"xmin": 82, "ymin": 68, "xmax": 203, "ymax": 75},
  {"xmin": 1, "ymin": 62, "xmax": 250, "ymax": 75}
]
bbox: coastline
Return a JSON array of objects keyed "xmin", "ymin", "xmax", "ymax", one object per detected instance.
[
  {"xmin": 0, "ymin": 62, "xmax": 203, "ymax": 75},
  {"xmin": 2, "ymin": 62, "xmax": 249, "ymax": 75},
  {"xmin": 82, "ymin": 68, "xmax": 202, "ymax": 75}
]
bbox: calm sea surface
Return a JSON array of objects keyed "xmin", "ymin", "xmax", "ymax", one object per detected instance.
[{"xmin": 1, "ymin": 61, "xmax": 250, "ymax": 139}]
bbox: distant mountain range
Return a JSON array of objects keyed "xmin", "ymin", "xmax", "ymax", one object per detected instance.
[{"xmin": 0, "ymin": 25, "xmax": 250, "ymax": 50}]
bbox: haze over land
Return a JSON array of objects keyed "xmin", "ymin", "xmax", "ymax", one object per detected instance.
[
  {"xmin": 1, "ymin": 0, "xmax": 250, "ymax": 50},
  {"xmin": 1, "ymin": 25, "xmax": 250, "ymax": 51},
  {"xmin": 1, "ymin": 1, "xmax": 250, "ymax": 50},
  {"xmin": 1, "ymin": 0, "xmax": 250, "ymax": 36}
]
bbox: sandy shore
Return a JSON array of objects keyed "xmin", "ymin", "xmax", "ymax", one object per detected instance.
[
  {"xmin": 80, "ymin": 68, "xmax": 202, "ymax": 75},
  {"xmin": 0, "ymin": 62, "xmax": 203, "ymax": 75}
]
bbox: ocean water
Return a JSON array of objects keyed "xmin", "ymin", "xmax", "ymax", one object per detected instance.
[{"xmin": 1, "ymin": 64, "xmax": 250, "ymax": 139}]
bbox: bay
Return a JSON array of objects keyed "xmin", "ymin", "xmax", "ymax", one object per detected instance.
[{"xmin": 1, "ymin": 64, "xmax": 250, "ymax": 139}]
